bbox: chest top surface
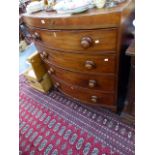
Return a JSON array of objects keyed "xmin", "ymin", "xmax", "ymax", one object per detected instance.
[{"xmin": 22, "ymin": 0, "xmax": 133, "ymax": 29}]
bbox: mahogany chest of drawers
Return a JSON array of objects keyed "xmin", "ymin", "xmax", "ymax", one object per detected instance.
[{"xmin": 22, "ymin": 0, "xmax": 134, "ymax": 111}]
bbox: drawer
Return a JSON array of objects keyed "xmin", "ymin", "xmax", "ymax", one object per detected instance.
[
  {"xmin": 30, "ymin": 28, "xmax": 117, "ymax": 52},
  {"xmin": 52, "ymin": 78, "xmax": 115, "ymax": 106},
  {"xmin": 37, "ymin": 45, "xmax": 117, "ymax": 74},
  {"xmin": 45, "ymin": 64, "xmax": 116, "ymax": 92}
]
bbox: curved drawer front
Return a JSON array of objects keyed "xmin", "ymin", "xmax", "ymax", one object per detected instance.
[
  {"xmin": 52, "ymin": 78, "xmax": 115, "ymax": 106},
  {"xmin": 45, "ymin": 63, "xmax": 116, "ymax": 92},
  {"xmin": 37, "ymin": 45, "xmax": 116, "ymax": 74},
  {"xmin": 30, "ymin": 28, "xmax": 117, "ymax": 52}
]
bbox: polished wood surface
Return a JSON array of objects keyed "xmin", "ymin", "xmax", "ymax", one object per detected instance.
[
  {"xmin": 36, "ymin": 44, "xmax": 117, "ymax": 74},
  {"xmin": 22, "ymin": 0, "xmax": 134, "ymax": 110},
  {"xmin": 44, "ymin": 63, "xmax": 116, "ymax": 92},
  {"xmin": 22, "ymin": 0, "xmax": 133, "ymax": 29},
  {"xmin": 28, "ymin": 27, "xmax": 118, "ymax": 52},
  {"xmin": 52, "ymin": 77, "xmax": 115, "ymax": 107}
]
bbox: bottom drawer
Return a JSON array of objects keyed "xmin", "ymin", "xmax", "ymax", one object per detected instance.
[{"xmin": 52, "ymin": 78, "xmax": 116, "ymax": 108}]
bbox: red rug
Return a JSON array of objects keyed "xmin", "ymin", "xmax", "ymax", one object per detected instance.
[{"xmin": 19, "ymin": 76, "xmax": 135, "ymax": 155}]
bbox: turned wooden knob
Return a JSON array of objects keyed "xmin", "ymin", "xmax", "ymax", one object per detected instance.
[
  {"xmin": 54, "ymin": 82, "xmax": 60, "ymax": 88},
  {"xmin": 91, "ymin": 96, "xmax": 98, "ymax": 103},
  {"xmin": 85, "ymin": 61, "xmax": 95, "ymax": 70},
  {"xmin": 81, "ymin": 36, "xmax": 93, "ymax": 49},
  {"xmin": 32, "ymin": 32, "xmax": 41, "ymax": 40},
  {"xmin": 48, "ymin": 67, "xmax": 55, "ymax": 74},
  {"xmin": 88, "ymin": 80, "xmax": 97, "ymax": 88},
  {"xmin": 40, "ymin": 51, "xmax": 48, "ymax": 59}
]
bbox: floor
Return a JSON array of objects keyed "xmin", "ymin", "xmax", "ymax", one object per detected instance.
[
  {"xmin": 19, "ymin": 75, "xmax": 135, "ymax": 155},
  {"xmin": 19, "ymin": 43, "xmax": 36, "ymax": 74}
]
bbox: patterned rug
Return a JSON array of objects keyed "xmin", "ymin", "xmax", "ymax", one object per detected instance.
[{"xmin": 19, "ymin": 75, "xmax": 135, "ymax": 155}]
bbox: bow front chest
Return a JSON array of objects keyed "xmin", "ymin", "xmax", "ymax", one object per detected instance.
[{"xmin": 23, "ymin": 0, "xmax": 134, "ymax": 111}]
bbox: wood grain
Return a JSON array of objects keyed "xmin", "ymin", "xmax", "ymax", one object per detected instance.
[
  {"xmin": 22, "ymin": 0, "xmax": 132, "ymax": 30},
  {"xmin": 45, "ymin": 63, "xmax": 116, "ymax": 92},
  {"xmin": 28, "ymin": 27, "xmax": 118, "ymax": 52},
  {"xmin": 36, "ymin": 44, "xmax": 117, "ymax": 74},
  {"xmin": 51, "ymin": 77, "xmax": 115, "ymax": 107}
]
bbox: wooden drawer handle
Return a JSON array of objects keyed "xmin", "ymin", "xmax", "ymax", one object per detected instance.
[
  {"xmin": 81, "ymin": 36, "xmax": 93, "ymax": 49},
  {"xmin": 32, "ymin": 32, "xmax": 41, "ymax": 40},
  {"xmin": 88, "ymin": 80, "xmax": 97, "ymax": 88},
  {"xmin": 54, "ymin": 82, "xmax": 60, "ymax": 88},
  {"xmin": 48, "ymin": 67, "xmax": 55, "ymax": 74},
  {"xmin": 91, "ymin": 96, "xmax": 98, "ymax": 103},
  {"xmin": 40, "ymin": 51, "xmax": 48, "ymax": 59},
  {"xmin": 85, "ymin": 61, "xmax": 95, "ymax": 70}
]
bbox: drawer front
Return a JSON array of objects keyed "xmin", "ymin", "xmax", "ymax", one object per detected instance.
[
  {"xmin": 45, "ymin": 64, "xmax": 116, "ymax": 92},
  {"xmin": 52, "ymin": 78, "xmax": 115, "ymax": 106},
  {"xmin": 30, "ymin": 28, "xmax": 117, "ymax": 52},
  {"xmin": 37, "ymin": 45, "xmax": 117, "ymax": 74}
]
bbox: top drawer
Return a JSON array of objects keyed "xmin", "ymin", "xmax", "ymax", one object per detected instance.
[{"xmin": 29, "ymin": 28, "xmax": 117, "ymax": 52}]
